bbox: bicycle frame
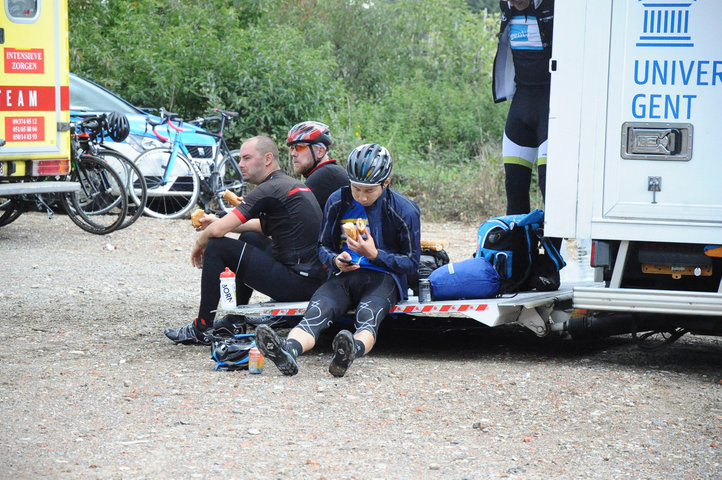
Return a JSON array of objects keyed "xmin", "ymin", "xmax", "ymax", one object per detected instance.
[
  {"xmin": 148, "ymin": 119, "xmax": 196, "ymax": 186},
  {"xmin": 140, "ymin": 108, "xmax": 244, "ymax": 217}
]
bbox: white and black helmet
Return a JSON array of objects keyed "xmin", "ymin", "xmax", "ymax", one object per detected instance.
[{"xmin": 346, "ymin": 143, "xmax": 392, "ymax": 185}]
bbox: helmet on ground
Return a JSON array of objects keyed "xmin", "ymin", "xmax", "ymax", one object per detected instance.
[
  {"xmin": 105, "ymin": 111, "xmax": 130, "ymax": 142},
  {"xmin": 286, "ymin": 121, "xmax": 332, "ymax": 147},
  {"xmin": 346, "ymin": 143, "xmax": 393, "ymax": 185},
  {"xmin": 210, "ymin": 334, "xmax": 255, "ymax": 371}
]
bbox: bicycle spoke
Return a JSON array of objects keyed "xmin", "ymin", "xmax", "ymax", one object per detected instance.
[
  {"xmin": 134, "ymin": 147, "xmax": 199, "ymax": 219},
  {"xmin": 62, "ymin": 156, "xmax": 127, "ymax": 234}
]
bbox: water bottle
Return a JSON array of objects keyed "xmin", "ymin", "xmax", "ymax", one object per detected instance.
[{"xmin": 219, "ymin": 267, "xmax": 237, "ymax": 310}]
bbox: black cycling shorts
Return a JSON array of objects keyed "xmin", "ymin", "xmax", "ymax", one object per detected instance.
[
  {"xmin": 297, "ymin": 269, "xmax": 399, "ymax": 340},
  {"xmin": 197, "ymin": 236, "xmax": 324, "ymax": 324}
]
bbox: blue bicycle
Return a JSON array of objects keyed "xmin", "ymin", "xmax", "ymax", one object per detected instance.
[{"xmin": 133, "ymin": 108, "xmax": 245, "ymax": 219}]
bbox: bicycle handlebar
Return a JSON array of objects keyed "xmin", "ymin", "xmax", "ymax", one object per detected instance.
[{"xmin": 144, "ymin": 106, "xmax": 238, "ymax": 140}]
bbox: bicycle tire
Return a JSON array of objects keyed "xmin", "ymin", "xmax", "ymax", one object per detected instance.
[
  {"xmin": 134, "ymin": 147, "xmax": 200, "ymax": 219},
  {"xmin": 95, "ymin": 149, "xmax": 147, "ymax": 229},
  {"xmin": 61, "ymin": 156, "xmax": 128, "ymax": 235},
  {"xmin": 0, "ymin": 196, "xmax": 23, "ymax": 227},
  {"xmin": 212, "ymin": 149, "xmax": 246, "ymax": 213}
]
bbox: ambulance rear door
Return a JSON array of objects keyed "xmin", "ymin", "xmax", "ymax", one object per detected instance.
[{"xmin": 0, "ymin": 0, "xmax": 70, "ymax": 176}]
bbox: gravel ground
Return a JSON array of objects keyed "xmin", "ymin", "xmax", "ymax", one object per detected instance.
[{"xmin": 1, "ymin": 211, "xmax": 720, "ymax": 480}]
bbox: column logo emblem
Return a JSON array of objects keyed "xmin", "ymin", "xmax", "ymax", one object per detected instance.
[{"xmin": 636, "ymin": 0, "xmax": 698, "ymax": 48}]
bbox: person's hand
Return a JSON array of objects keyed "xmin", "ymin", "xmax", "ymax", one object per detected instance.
[
  {"xmin": 334, "ymin": 252, "xmax": 360, "ymax": 272},
  {"xmin": 346, "ymin": 228, "xmax": 378, "ymax": 261},
  {"xmin": 191, "ymin": 242, "xmax": 205, "ymax": 269},
  {"xmin": 194, "ymin": 213, "xmax": 218, "ymax": 232}
]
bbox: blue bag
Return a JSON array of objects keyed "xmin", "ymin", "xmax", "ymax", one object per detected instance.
[
  {"xmin": 475, "ymin": 209, "xmax": 565, "ymax": 293},
  {"xmin": 428, "ymin": 257, "xmax": 500, "ymax": 300}
]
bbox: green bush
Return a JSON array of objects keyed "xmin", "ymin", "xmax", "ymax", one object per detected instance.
[{"xmin": 69, "ymin": 0, "xmax": 516, "ymax": 222}]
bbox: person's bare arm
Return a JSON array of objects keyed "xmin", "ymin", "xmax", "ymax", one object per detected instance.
[{"xmin": 191, "ymin": 213, "xmax": 244, "ymax": 268}]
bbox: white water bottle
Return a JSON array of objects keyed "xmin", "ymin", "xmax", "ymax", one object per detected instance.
[{"xmin": 219, "ymin": 267, "xmax": 237, "ymax": 310}]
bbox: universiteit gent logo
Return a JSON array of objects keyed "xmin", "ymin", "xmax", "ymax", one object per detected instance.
[{"xmin": 636, "ymin": 0, "xmax": 698, "ymax": 48}]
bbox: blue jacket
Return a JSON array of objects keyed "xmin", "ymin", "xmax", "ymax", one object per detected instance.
[{"xmin": 319, "ymin": 186, "xmax": 421, "ymax": 300}]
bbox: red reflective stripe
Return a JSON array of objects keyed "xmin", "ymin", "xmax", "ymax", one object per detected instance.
[
  {"xmin": 0, "ymin": 85, "xmax": 69, "ymax": 111},
  {"xmin": 60, "ymin": 86, "xmax": 69, "ymax": 110},
  {"xmin": 231, "ymin": 209, "xmax": 246, "ymax": 223},
  {"xmin": 288, "ymin": 187, "xmax": 311, "ymax": 196},
  {"xmin": 305, "ymin": 158, "xmax": 338, "ymax": 177}
]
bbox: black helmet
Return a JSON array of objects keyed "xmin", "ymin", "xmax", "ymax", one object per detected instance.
[
  {"xmin": 210, "ymin": 334, "xmax": 255, "ymax": 371},
  {"xmin": 105, "ymin": 111, "xmax": 130, "ymax": 142},
  {"xmin": 346, "ymin": 143, "xmax": 393, "ymax": 185},
  {"xmin": 286, "ymin": 121, "xmax": 332, "ymax": 147}
]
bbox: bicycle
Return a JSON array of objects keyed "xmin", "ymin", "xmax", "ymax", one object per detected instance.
[
  {"xmin": 59, "ymin": 116, "xmax": 130, "ymax": 234},
  {"xmin": 133, "ymin": 108, "xmax": 246, "ymax": 219},
  {"xmin": 70, "ymin": 113, "xmax": 148, "ymax": 230}
]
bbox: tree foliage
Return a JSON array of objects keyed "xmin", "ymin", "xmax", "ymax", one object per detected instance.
[{"xmin": 69, "ymin": 0, "xmax": 510, "ymax": 220}]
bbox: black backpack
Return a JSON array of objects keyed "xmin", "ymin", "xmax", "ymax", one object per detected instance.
[
  {"xmin": 474, "ymin": 209, "xmax": 565, "ymax": 294},
  {"xmin": 408, "ymin": 247, "xmax": 450, "ymax": 296}
]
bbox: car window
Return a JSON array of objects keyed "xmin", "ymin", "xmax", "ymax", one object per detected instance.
[{"xmin": 69, "ymin": 75, "xmax": 142, "ymax": 115}]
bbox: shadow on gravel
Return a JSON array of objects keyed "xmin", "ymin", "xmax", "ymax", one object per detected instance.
[{"xmin": 362, "ymin": 318, "xmax": 722, "ymax": 381}]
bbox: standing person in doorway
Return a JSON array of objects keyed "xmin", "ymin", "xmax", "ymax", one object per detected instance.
[{"xmin": 493, "ymin": 0, "xmax": 554, "ymax": 215}]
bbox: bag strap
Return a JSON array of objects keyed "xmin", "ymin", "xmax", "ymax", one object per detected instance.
[{"xmin": 534, "ymin": 227, "xmax": 567, "ymax": 270}]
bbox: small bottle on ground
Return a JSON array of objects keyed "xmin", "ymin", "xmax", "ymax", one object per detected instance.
[{"xmin": 248, "ymin": 347, "xmax": 263, "ymax": 374}]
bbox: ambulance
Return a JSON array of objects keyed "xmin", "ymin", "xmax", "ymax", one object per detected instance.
[
  {"xmin": 0, "ymin": 0, "xmax": 77, "ymax": 203},
  {"xmin": 545, "ymin": 0, "xmax": 722, "ymax": 345}
]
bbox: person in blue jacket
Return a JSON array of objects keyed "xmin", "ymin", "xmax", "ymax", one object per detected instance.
[{"xmin": 255, "ymin": 143, "xmax": 421, "ymax": 377}]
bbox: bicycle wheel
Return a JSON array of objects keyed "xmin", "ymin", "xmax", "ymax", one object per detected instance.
[
  {"xmin": 213, "ymin": 149, "xmax": 246, "ymax": 212},
  {"xmin": 134, "ymin": 147, "xmax": 199, "ymax": 219},
  {"xmin": 61, "ymin": 156, "xmax": 128, "ymax": 234},
  {"xmin": 96, "ymin": 149, "xmax": 147, "ymax": 229},
  {"xmin": 0, "ymin": 196, "xmax": 23, "ymax": 227}
]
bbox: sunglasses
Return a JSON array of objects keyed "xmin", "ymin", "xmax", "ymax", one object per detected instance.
[{"xmin": 289, "ymin": 143, "xmax": 311, "ymax": 153}]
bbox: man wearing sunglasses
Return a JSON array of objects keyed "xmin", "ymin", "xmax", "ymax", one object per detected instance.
[{"xmin": 287, "ymin": 121, "xmax": 348, "ymax": 210}]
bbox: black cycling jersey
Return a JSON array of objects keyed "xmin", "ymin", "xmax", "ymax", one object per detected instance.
[
  {"xmin": 195, "ymin": 170, "xmax": 327, "ymax": 327},
  {"xmin": 492, "ymin": 0, "xmax": 554, "ymax": 102},
  {"xmin": 507, "ymin": 8, "xmax": 552, "ymax": 86},
  {"xmin": 233, "ymin": 170, "xmax": 323, "ymax": 267},
  {"xmin": 303, "ymin": 158, "xmax": 349, "ymax": 210}
]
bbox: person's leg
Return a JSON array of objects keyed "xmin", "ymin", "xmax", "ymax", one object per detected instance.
[
  {"xmin": 330, "ymin": 272, "xmax": 398, "ymax": 377},
  {"xmin": 504, "ymin": 162, "xmax": 532, "ymax": 215},
  {"xmin": 503, "ymin": 89, "xmax": 539, "ymax": 215},
  {"xmin": 165, "ymin": 236, "xmax": 247, "ymax": 345},
  {"xmin": 257, "ymin": 276, "xmax": 352, "ymax": 376}
]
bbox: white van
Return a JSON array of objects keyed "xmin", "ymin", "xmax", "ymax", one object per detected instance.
[{"xmin": 545, "ymin": 0, "xmax": 722, "ymax": 344}]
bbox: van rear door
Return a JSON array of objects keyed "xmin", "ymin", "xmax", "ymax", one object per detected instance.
[{"xmin": 601, "ymin": 0, "xmax": 721, "ymax": 240}]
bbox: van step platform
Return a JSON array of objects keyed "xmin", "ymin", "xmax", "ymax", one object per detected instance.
[{"xmin": 219, "ymin": 282, "xmax": 602, "ymax": 337}]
